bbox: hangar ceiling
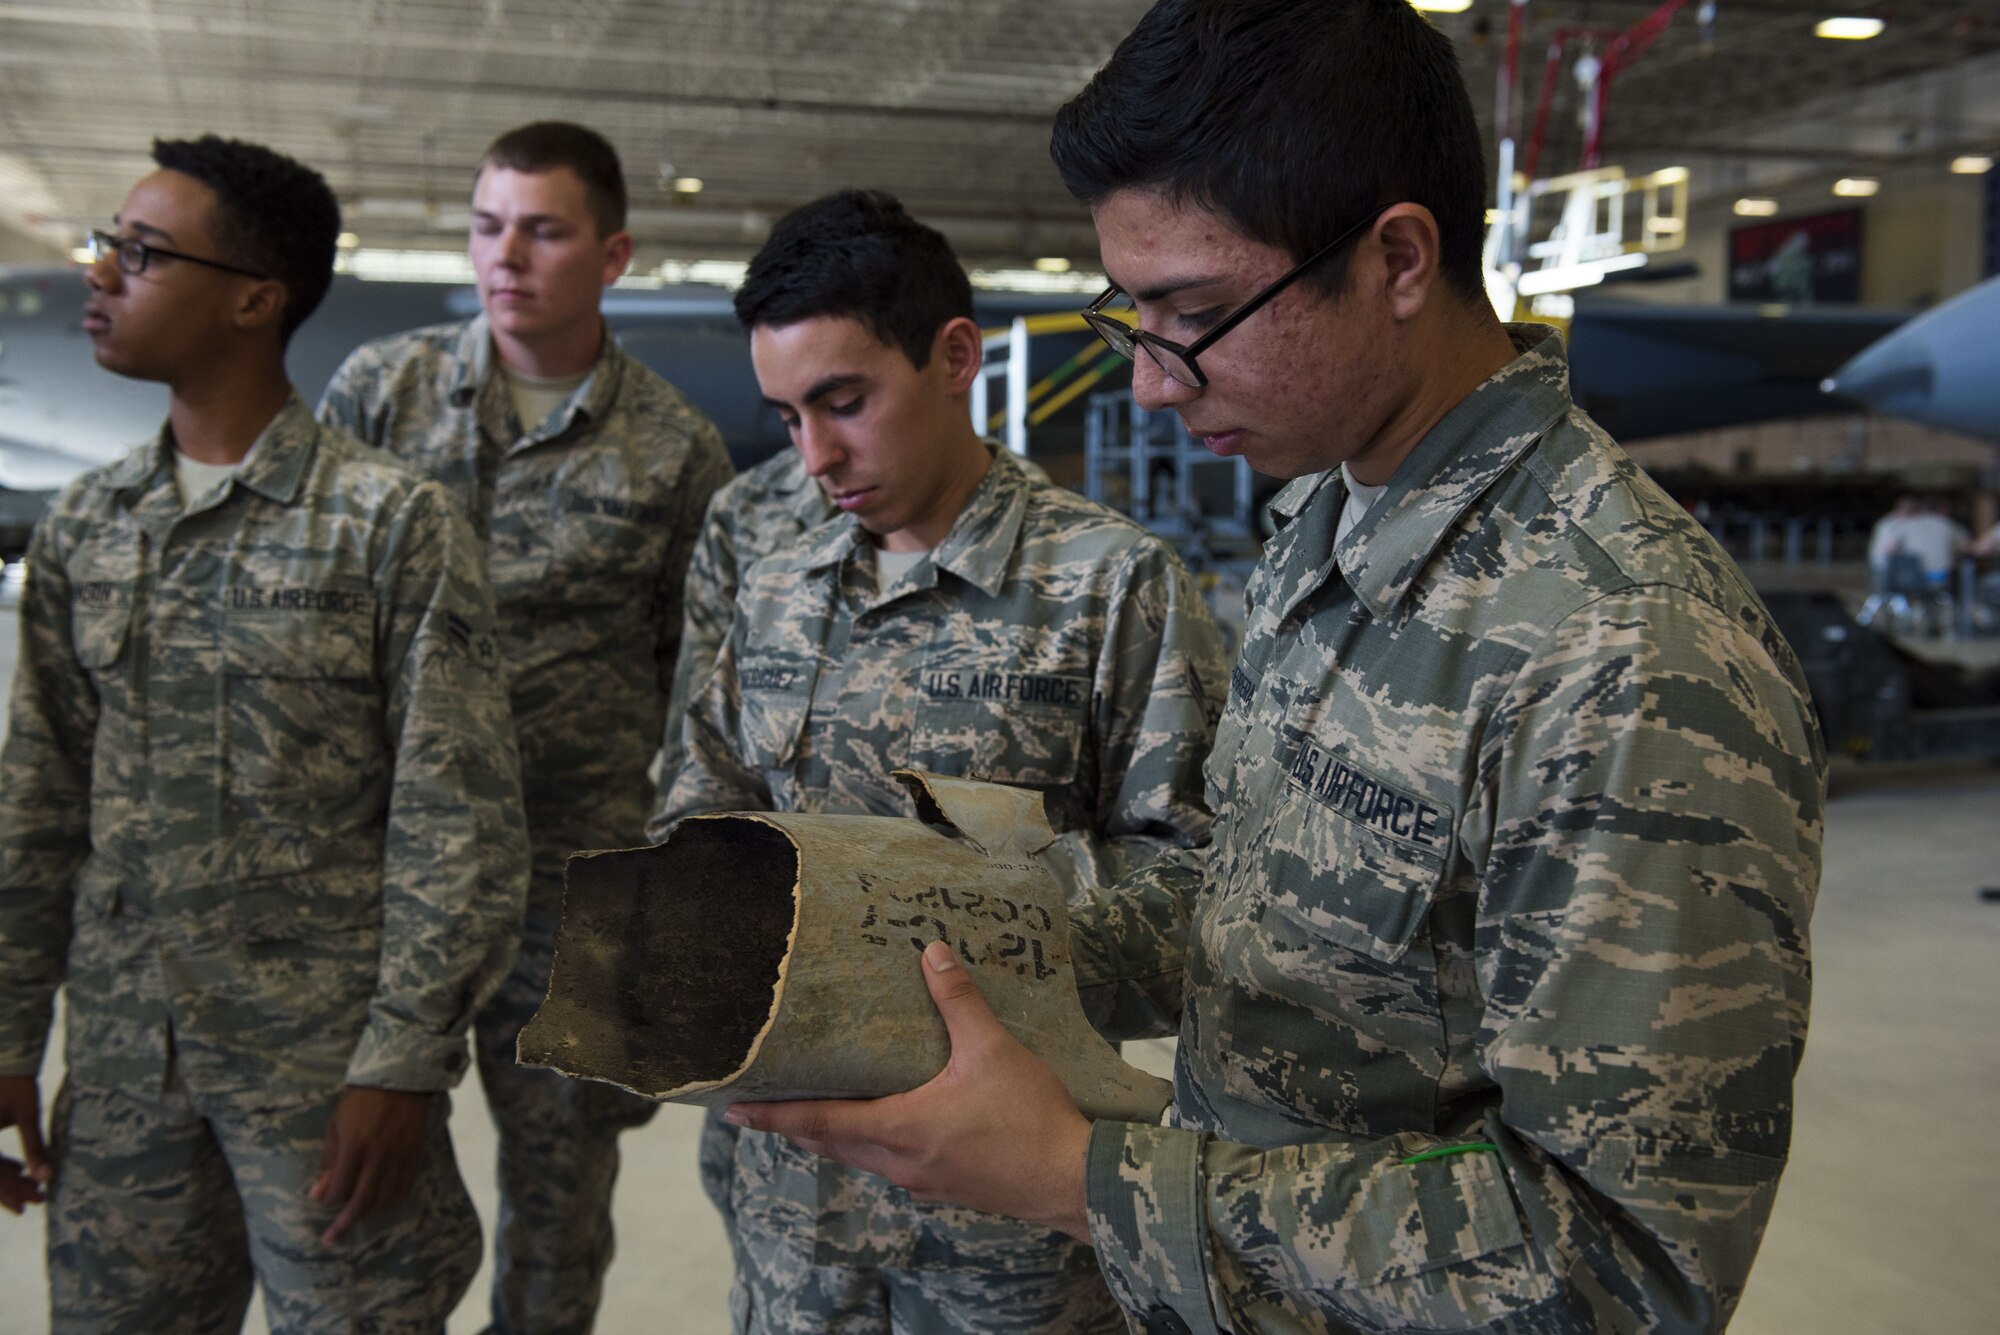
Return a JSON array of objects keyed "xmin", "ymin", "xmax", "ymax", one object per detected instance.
[{"xmin": 1, "ymin": 0, "xmax": 1996, "ymax": 271}]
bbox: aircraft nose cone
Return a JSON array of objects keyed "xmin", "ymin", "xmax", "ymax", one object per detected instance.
[
  {"xmin": 1823, "ymin": 347, "xmax": 1933, "ymax": 406},
  {"xmin": 1820, "ymin": 274, "xmax": 2000, "ymax": 439}
]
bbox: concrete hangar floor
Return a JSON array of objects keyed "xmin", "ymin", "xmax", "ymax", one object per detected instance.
[{"xmin": 0, "ymin": 576, "xmax": 1994, "ymax": 1333}]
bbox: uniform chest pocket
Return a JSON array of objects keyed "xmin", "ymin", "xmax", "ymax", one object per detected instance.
[
  {"xmin": 537, "ymin": 494, "xmax": 665, "ymax": 602},
  {"xmin": 68, "ymin": 561, "xmax": 136, "ymax": 670},
  {"xmin": 1253, "ymin": 744, "xmax": 1452, "ymax": 962},
  {"xmin": 738, "ymin": 685, "xmax": 813, "ymax": 773},
  {"xmin": 1213, "ymin": 781, "xmax": 1453, "ymax": 1137},
  {"xmin": 221, "ymin": 591, "xmax": 381, "ymax": 802},
  {"xmin": 908, "ymin": 674, "xmax": 1086, "ymax": 790},
  {"xmin": 71, "ymin": 604, "xmax": 132, "ymax": 671}
]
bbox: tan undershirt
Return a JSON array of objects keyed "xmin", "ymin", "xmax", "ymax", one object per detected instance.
[
  {"xmin": 503, "ymin": 365, "xmax": 589, "ymax": 433},
  {"xmin": 174, "ymin": 451, "xmax": 246, "ymax": 510}
]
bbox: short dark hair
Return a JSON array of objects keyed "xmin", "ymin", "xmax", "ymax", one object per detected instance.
[
  {"xmin": 1051, "ymin": 0, "xmax": 1489, "ymax": 306},
  {"xmin": 733, "ymin": 190, "xmax": 972, "ymax": 369},
  {"xmin": 480, "ymin": 121, "xmax": 628, "ymax": 236},
  {"xmin": 151, "ymin": 135, "xmax": 341, "ymax": 345}
]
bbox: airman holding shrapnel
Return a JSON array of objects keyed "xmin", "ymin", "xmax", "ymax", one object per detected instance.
[
  {"xmin": 730, "ymin": 5, "xmax": 1829, "ymax": 1333},
  {"xmin": 654, "ymin": 189, "xmax": 1227, "ymax": 1335}
]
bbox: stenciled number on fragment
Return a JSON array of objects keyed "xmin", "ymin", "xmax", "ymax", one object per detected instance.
[{"xmin": 855, "ymin": 874, "xmax": 1057, "ymax": 979}]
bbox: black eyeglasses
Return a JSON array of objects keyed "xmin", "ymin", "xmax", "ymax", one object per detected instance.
[
  {"xmin": 1082, "ymin": 204, "xmax": 1391, "ymax": 390},
  {"xmin": 87, "ymin": 229, "xmax": 268, "ymax": 281}
]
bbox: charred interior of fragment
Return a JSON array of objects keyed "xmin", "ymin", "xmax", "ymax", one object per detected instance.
[{"xmin": 530, "ymin": 818, "xmax": 798, "ymax": 1095}]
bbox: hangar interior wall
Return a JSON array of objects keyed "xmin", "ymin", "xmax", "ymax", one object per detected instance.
[{"xmin": 0, "ymin": 222, "xmax": 62, "ymax": 266}]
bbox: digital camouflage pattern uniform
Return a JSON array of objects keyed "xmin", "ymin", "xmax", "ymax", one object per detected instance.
[
  {"xmin": 319, "ymin": 314, "xmax": 733, "ymax": 1335},
  {"xmin": 1069, "ymin": 327, "xmax": 1827, "ymax": 1334},
  {"xmin": 661, "ymin": 448, "xmax": 828, "ymax": 786},
  {"xmin": 662, "ymin": 448, "xmax": 1053, "ymax": 812},
  {"xmin": 655, "ymin": 447, "xmax": 1226, "ymax": 1334},
  {"xmin": 661, "ymin": 446, "xmax": 1061, "ymax": 1260},
  {"xmin": 0, "ymin": 397, "xmax": 528, "ymax": 1333}
]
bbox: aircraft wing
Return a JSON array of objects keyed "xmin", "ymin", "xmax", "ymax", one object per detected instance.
[{"xmin": 1567, "ymin": 300, "xmax": 1907, "ymax": 441}]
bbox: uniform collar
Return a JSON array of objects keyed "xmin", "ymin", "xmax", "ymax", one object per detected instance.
[
  {"xmin": 791, "ymin": 445, "xmax": 1028, "ymax": 600},
  {"xmin": 762, "ymin": 448, "xmax": 835, "ymax": 526},
  {"xmin": 447, "ymin": 311, "xmax": 627, "ymax": 447},
  {"xmin": 932, "ymin": 447, "xmax": 1029, "ymax": 598},
  {"xmin": 103, "ymin": 434, "xmax": 169, "ymax": 492},
  {"xmin": 1271, "ymin": 324, "xmax": 1572, "ymax": 622},
  {"xmin": 113, "ymin": 392, "xmax": 319, "ymax": 508}
]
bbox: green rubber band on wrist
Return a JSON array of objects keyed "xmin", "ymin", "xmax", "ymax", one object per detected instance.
[{"xmin": 1399, "ymin": 1141, "xmax": 1499, "ymax": 1165}]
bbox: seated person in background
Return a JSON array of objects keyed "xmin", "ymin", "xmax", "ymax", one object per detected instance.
[
  {"xmin": 1867, "ymin": 495, "xmax": 1920, "ymax": 571},
  {"xmin": 0, "ymin": 135, "xmax": 526, "ymax": 1334},
  {"xmin": 1872, "ymin": 493, "xmax": 1968, "ymax": 588},
  {"xmin": 653, "ymin": 187, "xmax": 1226, "ymax": 1335}
]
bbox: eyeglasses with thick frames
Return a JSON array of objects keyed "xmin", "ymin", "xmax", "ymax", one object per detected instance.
[
  {"xmin": 86, "ymin": 229, "xmax": 268, "ymax": 281},
  {"xmin": 1082, "ymin": 204, "xmax": 1392, "ymax": 390}
]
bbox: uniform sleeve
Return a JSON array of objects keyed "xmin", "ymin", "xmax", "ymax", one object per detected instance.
[
  {"xmin": 1095, "ymin": 543, "xmax": 1228, "ymax": 858},
  {"xmin": 1047, "ymin": 543, "xmax": 1222, "ymax": 1043},
  {"xmin": 0, "ymin": 514, "xmax": 97, "ymax": 1075},
  {"xmin": 314, "ymin": 347, "xmax": 383, "ymax": 444},
  {"xmin": 647, "ymin": 608, "xmax": 774, "ymax": 842},
  {"xmin": 1069, "ymin": 841, "xmax": 1206, "ymax": 1044},
  {"xmin": 344, "ymin": 482, "xmax": 530, "ymax": 1091},
  {"xmin": 652, "ymin": 419, "xmax": 735, "ymax": 740},
  {"xmin": 1083, "ymin": 586, "xmax": 1825, "ymax": 1334},
  {"xmin": 657, "ymin": 488, "xmax": 740, "ymax": 793}
]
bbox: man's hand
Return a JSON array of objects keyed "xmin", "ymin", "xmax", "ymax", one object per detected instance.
[
  {"xmin": 0, "ymin": 1075, "xmax": 50, "ymax": 1215},
  {"xmin": 309, "ymin": 1085, "xmax": 434, "ymax": 1245},
  {"xmin": 728, "ymin": 940, "xmax": 1095, "ymax": 1240}
]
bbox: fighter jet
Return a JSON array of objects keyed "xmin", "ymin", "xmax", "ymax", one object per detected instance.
[{"xmin": 1821, "ymin": 274, "xmax": 2000, "ymax": 440}]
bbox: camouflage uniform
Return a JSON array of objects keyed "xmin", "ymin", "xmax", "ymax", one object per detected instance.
[
  {"xmin": 319, "ymin": 314, "xmax": 732, "ymax": 1335},
  {"xmin": 1070, "ymin": 327, "xmax": 1828, "ymax": 1334},
  {"xmin": 665, "ymin": 446, "xmax": 1055, "ymax": 777},
  {"xmin": 661, "ymin": 448, "xmax": 829, "ymax": 786},
  {"xmin": 660, "ymin": 445, "xmax": 1058, "ymax": 1269},
  {"xmin": 656, "ymin": 447, "xmax": 1226, "ymax": 1334},
  {"xmin": 0, "ymin": 397, "xmax": 528, "ymax": 1333}
]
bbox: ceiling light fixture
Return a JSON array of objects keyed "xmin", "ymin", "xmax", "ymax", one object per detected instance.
[
  {"xmin": 1950, "ymin": 155, "xmax": 1993, "ymax": 175},
  {"xmin": 336, "ymin": 249, "xmax": 476, "ymax": 283},
  {"xmin": 1408, "ymin": 0, "xmax": 1473, "ymax": 11},
  {"xmin": 671, "ymin": 177, "xmax": 704, "ymax": 194},
  {"xmin": 1814, "ymin": 17, "xmax": 1884, "ymax": 40},
  {"xmin": 1734, "ymin": 198, "xmax": 1780, "ymax": 216},
  {"xmin": 968, "ymin": 267, "xmax": 1107, "ymax": 294},
  {"xmin": 1033, "ymin": 257, "xmax": 1071, "ymax": 273},
  {"xmin": 336, "ymin": 232, "xmax": 360, "ymax": 250},
  {"xmin": 1832, "ymin": 177, "xmax": 1879, "ymax": 196}
]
